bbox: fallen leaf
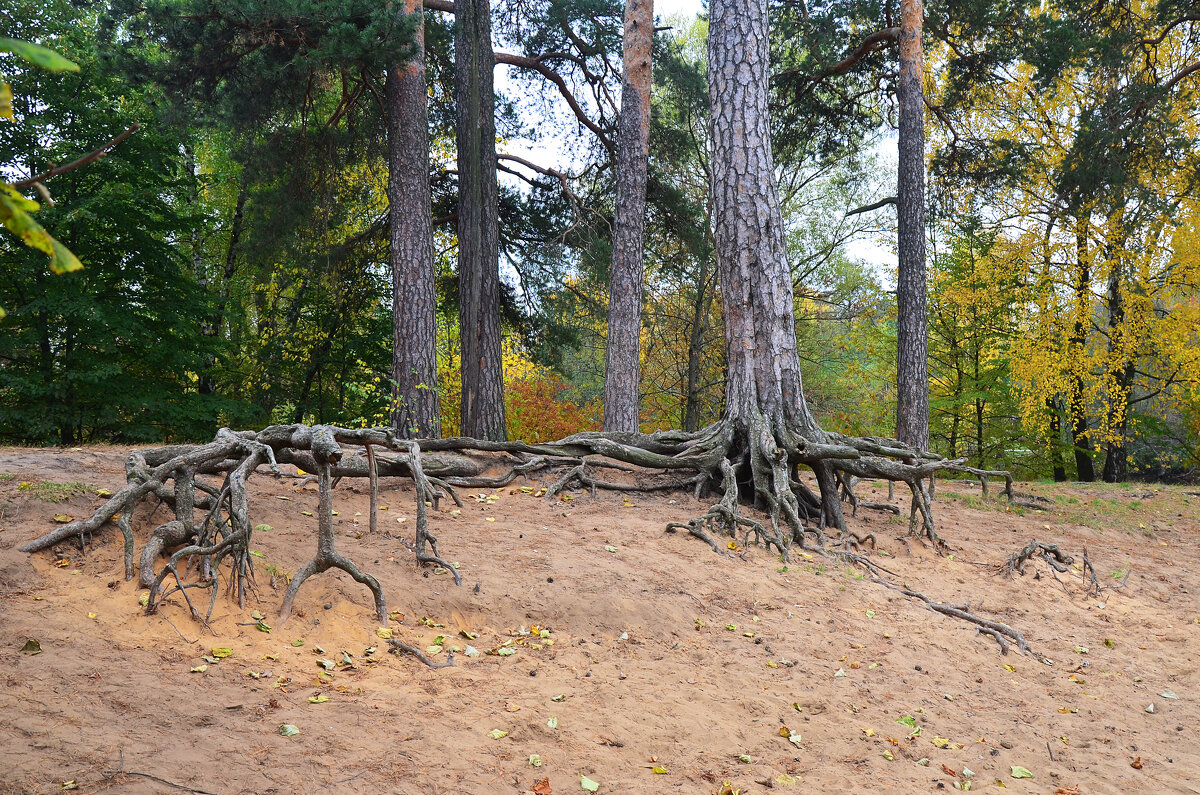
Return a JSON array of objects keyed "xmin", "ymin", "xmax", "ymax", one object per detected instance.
[
  {"xmin": 87, "ymin": 612, "xmax": 97, "ymax": 619},
  {"xmin": 529, "ymin": 754, "xmax": 543, "ymax": 767},
  {"xmin": 487, "ymin": 729, "xmax": 508, "ymax": 739},
  {"xmin": 579, "ymin": 774, "xmax": 599, "ymax": 792},
  {"xmin": 1130, "ymin": 757, "xmax": 1142, "ymax": 770},
  {"xmin": 776, "ymin": 773, "xmax": 798, "ymax": 786},
  {"xmin": 931, "ymin": 737, "xmax": 950, "ymax": 749},
  {"xmin": 307, "ymin": 695, "xmax": 329, "ymax": 703},
  {"xmin": 882, "ymin": 750, "xmax": 894, "ymax": 761},
  {"xmin": 20, "ymin": 639, "xmax": 42, "ymax": 655},
  {"xmin": 551, "ymin": 694, "xmax": 566, "ymax": 702},
  {"xmin": 547, "ymin": 716, "xmax": 558, "ymax": 729},
  {"xmin": 863, "ymin": 728, "xmax": 875, "ymax": 737},
  {"xmin": 604, "ymin": 545, "xmax": 618, "ymax": 553},
  {"xmin": 279, "ymin": 724, "xmax": 300, "ymax": 737},
  {"xmin": 53, "ymin": 514, "xmax": 73, "ymax": 523},
  {"xmin": 1011, "ymin": 766, "xmax": 1033, "ymax": 779},
  {"xmin": 95, "ymin": 488, "xmax": 112, "ymax": 497},
  {"xmin": 376, "ymin": 627, "xmax": 393, "ymax": 640},
  {"xmin": 189, "ymin": 664, "xmax": 208, "ymax": 673},
  {"xmin": 61, "ymin": 781, "xmax": 78, "ymax": 791},
  {"xmin": 897, "ymin": 715, "xmax": 916, "ymax": 728},
  {"xmin": 1003, "ymin": 664, "xmax": 1016, "ymax": 673},
  {"xmin": 942, "ymin": 764, "xmax": 959, "ymax": 777},
  {"xmin": 292, "ymin": 639, "xmax": 305, "ymax": 647},
  {"xmin": 212, "ymin": 647, "xmax": 232, "ymax": 658},
  {"xmin": 532, "ymin": 777, "xmax": 552, "ymax": 795},
  {"xmin": 651, "ymin": 766, "xmax": 668, "ymax": 774},
  {"xmin": 498, "ymin": 647, "xmax": 516, "ymax": 657}
]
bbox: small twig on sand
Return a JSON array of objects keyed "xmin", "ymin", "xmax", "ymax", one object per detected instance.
[
  {"xmin": 103, "ymin": 749, "xmax": 218, "ymax": 794},
  {"xmin": 387, "ymin": 638, "xmax": 455, "ymax": 669}
]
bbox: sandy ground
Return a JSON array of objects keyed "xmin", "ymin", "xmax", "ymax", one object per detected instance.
[{"xmin": 0, "ymin": 445, "xmax": 1198, "ymax": 794}]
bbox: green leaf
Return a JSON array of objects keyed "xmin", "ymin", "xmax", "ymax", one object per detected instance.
[
  {"xmin": 1010, "ymin": 766, "xmax": 1033, "ymax": 779},
  {"xmin": 48, "ymin": 237, "xmax": 83, "ymax": 273},
  {"xmin": 20, "ymin": 638, "xmax": 42, "ymax": 654},
  {"xmin": 897, "ymin": 715, "xmax": 916, "ymax": 728},
  {"xmin": 580, "ymin": 774, "xmax": 600, "ymax": 792},
  {"xmin": 0, "ymin": 82, "xmax": 12, "ymax": 120},
  {"xmin": 307, "ymin": 695, "xmax": 329, "ymax": 703},
  {"xmin": 279, "ymin": 724, "xmax": 300, "ymax": 737},
  {"xmin": 0, "ymin": 38, "xmax": 80, "ymax": 71}
]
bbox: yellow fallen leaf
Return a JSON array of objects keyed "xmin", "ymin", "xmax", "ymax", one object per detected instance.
[
  {"xmin": 376, "ymin": 627, "xmax": 393, "ymax": 639},
  {"xmin": 932, "ymin": 737, "xmax": 950, "ymax": 748},
  {"xmin": 1003, "ymin": 664, "xmax": 1016, "ymax": 672},
  {"xmin": 652, "ymin": 766, "xmax": 668, "ymax": 774},
  {"xmin": 53, "ymin": 514, "xmax": 73, "ymax": 523},
  {"xmin": 87, "ymin": 612, "xmax": 97, "ymax": 619},
  {"xmin": 863, "ymin": 728, "xmax": 875, "ymax": 737}
]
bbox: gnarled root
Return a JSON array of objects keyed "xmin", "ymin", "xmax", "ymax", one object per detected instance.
[{"xmin": 997, "ymin": 539, "xmax": 1074, "ymax": 578}]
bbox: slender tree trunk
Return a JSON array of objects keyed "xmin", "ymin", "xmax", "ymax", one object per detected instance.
[
  {"xmin": 709, "ymin": 0, "xmax": 842, "ymax": 529},
  {"xmin": 1102, "ymin": 260, "xmax": 1131, "ymax": 482},
  {"xmin": 455, "ymin": 0, "xmax": 506, "ymax": 440},
  {"xmin": 1048, "ymin": 398, "xmax": 1067, "ymax": 482},
  {"xmin": 1070, "ymin": 219, "xmax": 1096, "ymax": 481},
  {"xmin": 682, "ymin": 260, "xmax": 713, "ymax": 432},
  {"xmin": 602, "ymin": 0, "xmax": 654, "ymax": 433},
  {"xmin": 895, "ymin": 0, "xmax": 929, "ymax": 451},
  {"xmin": 387, "ymin": 0, "xmax": 441, "ymax": 439}
]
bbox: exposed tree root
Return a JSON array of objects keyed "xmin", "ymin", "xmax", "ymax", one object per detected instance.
[
  {"xmin": 870, "ymin": 576, "xmax": 1037, "ymax": 657},
  {"xmin": 21, "ymin": 415, "xmax": 1003, "ymax": 632},
  {"xmin": 1083, "ymin": 548, "xmax": 1131, "ymax": 599},
  {"xmin": 997, "ymin": 539, "xmax": 1074, "ymax": 578},
  {"xmin": 22, "ymin": 425, "xmax": 477, "ymax": 625},
  {"xmin": 387, "ymin": 638, "xmax": 456, "ymax": 669}
]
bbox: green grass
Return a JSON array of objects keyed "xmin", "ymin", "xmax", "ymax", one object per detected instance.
[{"xmin": 17, "ymin": 480, "xmax": 90, "ymax": 503}]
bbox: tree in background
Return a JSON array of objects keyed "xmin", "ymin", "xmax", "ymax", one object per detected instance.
[
  {"xmin": 388, "ymin": 0, "xmax": 441, "ymax": 438},
  {"xmin": 894, "ymin": 0, "xmax": 928, "ymax": 449},
  {"xmin": 602, "ymin": 0, "xmax": 653, "ymax": 432},
  {"xmin": 455, "ymin": 0, "xmax": 507, "ymax": 440}
]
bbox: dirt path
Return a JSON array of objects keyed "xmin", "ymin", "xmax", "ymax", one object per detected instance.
[{"xmin": 1, "ymin": 446, "xmax": 1197, "ymax": 794}]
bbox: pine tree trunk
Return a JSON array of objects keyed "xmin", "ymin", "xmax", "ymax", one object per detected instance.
[
  {"xmin": 709, "ymin": 0, "xmax": 844, "ymax": 530},
  {"xmin": 894, "ymin": 0, "xmax": 929, "ymax": 451},
  {"xmin": 602, "ymin": 0, "xmax": 653, "ymax": 433},
  {"xmin": 455, "ymin": 0, "xmax": 506, "ymax": 441},
  {"xmin": 386, "ymin": 0, "xmax": 441, "ymax": 439}
]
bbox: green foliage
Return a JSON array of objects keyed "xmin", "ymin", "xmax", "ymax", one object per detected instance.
[
  {"xmin": 0, "ymin": 29, "xmax": 84, "ymax": 314},
  {"xmin": 17, "ymin": 480, "xmax": 89, "ymax": 502}
]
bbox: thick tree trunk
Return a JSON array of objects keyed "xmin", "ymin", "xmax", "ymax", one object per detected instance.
[
  {"xmin": 602, "ymin": 0, "xmax": 654, "ymax": 433},
  {"xmin": 387, "ymin": 0, "xmax": 442, "ymax": 439},
  {"xmin": 709, "ymin": 0, "xmax": 842, "ymax": 530},
  {"xmin": 1070, "ymin": 220, "xmax": 1096, "ymax": 481},
  {"xmin": 895, "ymin": 0, "xmax": 929, "ymax": 451},
  {"xmin": 455, "ymin": 0, "xmax": 506, "ymax": 441}
]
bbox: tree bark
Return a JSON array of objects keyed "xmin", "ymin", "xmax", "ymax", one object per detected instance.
[
  {"xmin": 709, "ymin": 0, "xmax": 843, "ymax": 530},
  {"xmin": 1048, "ymin": 398, "xmax": 1067, "ymax": 482},
  {"xmin": 387, "ymin": 0, "xmax": 441, "ymax": 439},
  {"xmin": 455, "ymin": 0, "xmax": 506, "ymax": 441},
  {"xmin": 602, "ymin": 0, "xmax": 654, "ymax": 433},
  {"xmin": 1070, "ymin": 219, "xmax": 1096, "ymax": 481},
  {"xmin": 1101, "ymin": 258, "xmax": 1131, "ymax": 482},
  {"xmin": 895, "ymin": 0, "xmax": 929, "ymax": 451}
]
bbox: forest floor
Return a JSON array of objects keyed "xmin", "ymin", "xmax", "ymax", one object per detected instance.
[{"xmin": 1, "ymin": 446, "xmax": 1198, "ymax": 794}]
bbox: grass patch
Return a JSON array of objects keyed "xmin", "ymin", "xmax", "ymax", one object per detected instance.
[
  {"xmin": 1110, "ymin": 566, "xmax": 1129, "ymax": 580},
  {"xmin": 17, "ymin": 480, "xmax": 90, "ymax": 503}
]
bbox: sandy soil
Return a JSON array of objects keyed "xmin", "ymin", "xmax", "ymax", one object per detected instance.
[{"xmin": 0, "ymin": 445, "xmax": 1198, "ymax": 794}]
